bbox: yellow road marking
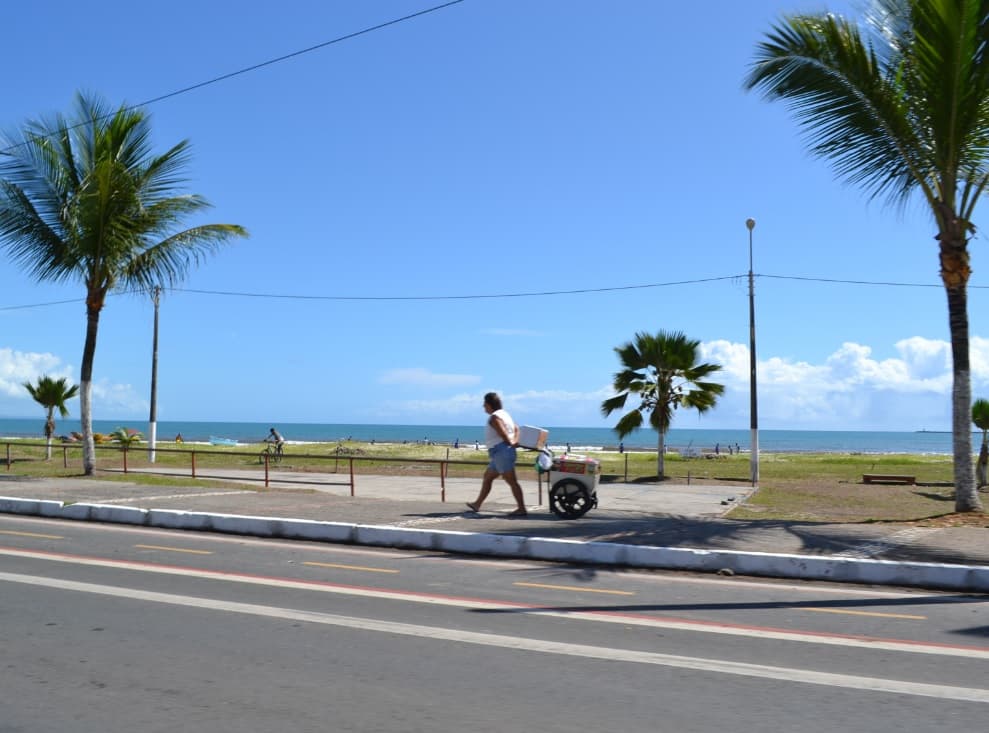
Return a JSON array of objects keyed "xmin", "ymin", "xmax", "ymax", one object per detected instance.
[
  {"xmin": 514, "ymin": 581, "xmax": 635, "ymax": 596},
  {"xmin": 304, "ymin": 561, "xmax": 399, "ymax": 574},
  {"xmin": 0, "ymin": 530, "xmax": 63, "ymax": 540},
  {"xmin": 805, "ymin": 607, "xmax": 926, "ymax": 620},
  {"xmin": 134, "ymin": 544, "xmax": 213, "ymax": 556}
]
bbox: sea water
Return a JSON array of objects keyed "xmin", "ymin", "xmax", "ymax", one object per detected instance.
[{"xmin": 0, "ymin": 417, "xmax": 964, "ymax": 454}]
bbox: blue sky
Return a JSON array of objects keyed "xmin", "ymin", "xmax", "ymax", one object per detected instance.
[{"xmin": 2, "ymin": 0, "xmax": 987, "ymax": 432}]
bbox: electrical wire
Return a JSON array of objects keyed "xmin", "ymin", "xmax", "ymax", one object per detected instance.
[
  {"xmin": 0, "ymin": 0, "xmax": 467, "ymax": 155},
  {"xmin": 3, "ymin": 272, "xmax": 986, "ymax": 311}
]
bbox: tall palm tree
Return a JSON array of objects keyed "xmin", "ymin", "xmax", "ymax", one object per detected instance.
[
  {"xmin": 601, "ymin": 331, "xmax": 724, "ymax": 480},
  {"xmin": 745, "ymin": 0, "xmax": 987, "ymax": 512},
  {"xmin": 972, "ymin": 398, "xmax": 989, "ymax": 487},
  {"xmin": 0, "ymin": 92, "xmax": 248, "ymax": 475},
  {"xmin": 22, "ymin": 375, "xmax": 79, "ymax": 460}
]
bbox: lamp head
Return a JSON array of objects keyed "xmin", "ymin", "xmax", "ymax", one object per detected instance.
[{"xmin": 746, "ymin": 218, "xmax": 756, "ymax": 231}]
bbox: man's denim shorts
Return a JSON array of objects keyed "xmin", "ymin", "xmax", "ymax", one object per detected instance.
[{"xmin": 487, "ymin": 441, "xmax": 517, "ymax": 474}]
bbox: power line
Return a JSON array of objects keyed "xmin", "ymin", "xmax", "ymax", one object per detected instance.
[
  {"xmin": 171, "ymin": 276, "xmax": 739, "ymax": 301},
  {"xmin": 3, "ymin": 272, "xmax": 987, "ymax": 311},
  {"xmin": 134, "ymin": 0, "xmax": 467, "ymax": 109},
  {"xmin": 0, "ymin": 0, "xmax": 467, "ymax": 156},
  {"xmin": 761, "ymin": 273, "xmax": 948, "ymax": 288}
]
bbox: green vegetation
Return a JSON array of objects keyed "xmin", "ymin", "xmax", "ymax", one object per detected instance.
[
  {"xmin": 601, "ymin": 330, "xmax": 723, "ymax": 479},
  {"xmin": 22, "ymin": 375, "xmax": 79, "ymax": 460}
]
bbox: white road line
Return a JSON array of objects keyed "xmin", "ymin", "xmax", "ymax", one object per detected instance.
[
  {"xmin": 1, "ymin": 570, "xmax": 986, "ymax": 703},
  {"xmin": 2, "ymin": 546, "xmax": 987, "ymax": 660}
]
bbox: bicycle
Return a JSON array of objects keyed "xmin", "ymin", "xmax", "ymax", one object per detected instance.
[{"xmin": 258, "ymin": 441, "xmax": 284, "ymax": 465}]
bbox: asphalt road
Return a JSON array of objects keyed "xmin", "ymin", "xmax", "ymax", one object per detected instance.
[{"xmin": 2, "ymin": 515, "xmax": 987, "ymax": 732}]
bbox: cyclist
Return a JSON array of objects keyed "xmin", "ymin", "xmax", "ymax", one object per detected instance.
[{"xmin": 266, "ymin": 427, "xmax": 285, "ymax": 456}]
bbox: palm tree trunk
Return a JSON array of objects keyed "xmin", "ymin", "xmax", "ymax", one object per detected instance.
[
  {"xmin": 943, "ymin": 248, "xmax": 982, "ymax": 512},
  {"xmin": 80, "ymin": 302, "xmax": 101, "ymax": 475},
  {"xmin": 657, "ymin": 430, "xmax": 666, "ymax": 480},
  {"xmin": 44, "ymin": 409, "xmax": 54, "ymax": 461}
]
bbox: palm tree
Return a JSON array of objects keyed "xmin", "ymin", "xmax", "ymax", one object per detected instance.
[
  {"xmin": 745, "ymin": 0, "xmax": 987, "ymax": 512},
  {"xmin": 22, "ymin": 375, "xmax": 79, "ymax": 460},
  {"xmin": 972, "ymin": 399, "xmax": 989, "ymax": 487},
  {"xmin": 0, "ymin": 92, "xmax": 248, "ymax": 475},
  {"xmin": 601, "ymin": 331, "xmax": 724, "ymax": 480}
]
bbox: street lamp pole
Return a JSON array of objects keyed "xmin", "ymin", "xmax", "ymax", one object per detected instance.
[
  {"xmin": 746, "ymin": 218, "xmax": 759, "ymax": 486},
  {"xmin": 148, "ymin": 285, "xmax": 161, "ymax": 463}
]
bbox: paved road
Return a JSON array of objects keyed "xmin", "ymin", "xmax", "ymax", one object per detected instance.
[{"xmin": 2, "ymin": 515, "xmax": 987, "ymax": 732}]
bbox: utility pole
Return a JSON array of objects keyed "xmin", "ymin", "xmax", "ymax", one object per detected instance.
[{"xmin": 746, "ymin": 218, "xmax": 759, "ymax": 486}]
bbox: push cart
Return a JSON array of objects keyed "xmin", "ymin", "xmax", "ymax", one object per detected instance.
[
  {"xmin": 540, "ymin": 451, "xmax": 600, "ymax": 519},
  {"xmin": 519, "ymin": 426, "xmax": 600, "ymax": 519}
]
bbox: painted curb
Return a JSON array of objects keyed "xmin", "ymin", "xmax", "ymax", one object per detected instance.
[{"xmin": 1, "ymin": 496, "xmax": 986, "ymax": 592}]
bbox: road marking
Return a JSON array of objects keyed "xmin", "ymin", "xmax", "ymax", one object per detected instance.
[
  {"xmin": 1, "ymin": 569, "xmax": 986, "ymax": 703},
  {"xmin": 134, "ymin": 544, "xmax": 213, "ymax": 555},
  {"xmin": 1, "ymin": 546, "xmax": 986, "ymax": 660},
  {"xmin": 514, "ymin": 581, "xmax": 635, "ymax": 596},
  {"xmin": 304, "ymin": 561, "xmax": 399, "ymax": 574},
  {"xmin": 805, "ymin": 607, "xmax": 926, "ymax": 620},
  {"xmin": 0, "ymin": 530, "xmax": 63, "ymax": 540}
]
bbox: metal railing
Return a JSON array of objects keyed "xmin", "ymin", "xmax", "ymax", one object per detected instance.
[{"xmin": 0, "ymin": 440, "xmax": 553, "ymax": 504}]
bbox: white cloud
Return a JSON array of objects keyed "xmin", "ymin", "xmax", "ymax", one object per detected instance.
[
  {"xmin": 91, "ymin": 379, "xmax": 147, "ymax": 415},
  {"xmin": 378, "ymin": 368, "xmax": 481, "ymax": 388},
  {"xmin": 364, "ymin": 386, "xmax": 614, "ymax": 426},
  {"xmin": 0, "ymin": 347, "xmax": 145, "ymax": 417},
  {"xmin": 0, "ymin": 347, "xmax": 72, "ymax": 398},
  {"xmin": 703, "ymin": 337, "xmax": 974, "ymax": 430}
]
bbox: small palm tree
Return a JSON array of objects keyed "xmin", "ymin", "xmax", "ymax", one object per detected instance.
[
  {"xmin": 602, "ymin": 331, "xmax": 724, "ymax": 479},
  {"xmin": 0, "ymin": 92, "xmax": 248, "ymax": 475},
  {"xmin": 109, "ymin": 427, "xmax": 144, "ymax": 447},
  {"xmin": 22, "ymin": 376, "xmax": 79, "ymax": 460},
  {"xmin": 972, "ymin": 399, "xmax": 989, "ymax": 488}
]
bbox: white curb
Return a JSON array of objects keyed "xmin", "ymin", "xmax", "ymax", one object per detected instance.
[{"xmin": 1, "ymin": 495, "xmax": 986, "ymax": 592}]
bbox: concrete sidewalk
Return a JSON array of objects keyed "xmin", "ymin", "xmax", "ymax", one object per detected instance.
[{"xmin": 1, "ymin": 471, "xmax": 987, "ymax": 592}]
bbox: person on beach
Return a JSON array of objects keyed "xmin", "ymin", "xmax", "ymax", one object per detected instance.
[{"xmin": 466, "ymin": 392, "xmax": 527, "ymax": 517}]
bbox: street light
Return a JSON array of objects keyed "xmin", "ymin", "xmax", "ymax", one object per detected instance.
[
  {"xmin": 148, "ymin": 285, "xmax": 161, "ymax": 463},
  {"xmin": 746, "ymin": 218, "xmax": 759, "ymax": 486}
]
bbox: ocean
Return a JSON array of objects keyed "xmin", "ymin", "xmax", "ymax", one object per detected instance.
[{"xmin": 0, "ymin": 417, "xmax": 968, "ymax": 454}]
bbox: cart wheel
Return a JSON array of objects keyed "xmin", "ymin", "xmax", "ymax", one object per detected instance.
[{"xmin": 549, "ymin": 479, "xmax": 593, "ymax": 519}]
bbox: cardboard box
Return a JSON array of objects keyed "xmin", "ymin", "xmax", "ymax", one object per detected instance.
[
  {"xmin": 517, "ymin": 425, "xmax": 548, "ymax": 450},
  {"xmin": 553, "ymin": 455, "xmax": 600, "ymax": 475}
]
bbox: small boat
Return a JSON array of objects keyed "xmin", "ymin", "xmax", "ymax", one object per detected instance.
[{"xmin": 209, "ymin": 436, "xmax": 238, "ymax": 447}]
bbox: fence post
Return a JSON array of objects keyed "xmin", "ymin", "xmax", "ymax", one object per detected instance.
[
  {"xmin": 5, "ymin": 443, "xmax": 9, "ymax": 471},
  {"xmin": 63, "ymin": 445, "xmax": 68, "ymax": 469},
  {"xmin": 349, "ymin": 457, "xmax": 355, "ymax": 496},
  {"xmin": 264, "ymin": 451, "xmax": 269, "ymax": 488},
  {"xmin": 441, "ymin": 461, "xmax": 446, "ymax": 502},
  {"xmin": 624, "ymin": 453, "xmax": 628, "ymax": 482},
  {"xmin": 123, "ymin": 445, "xmax": 128, "ymax": 474},
  {"xmin": 191, "ymin": 449, "xmax": 196, "ymax": 479}
]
